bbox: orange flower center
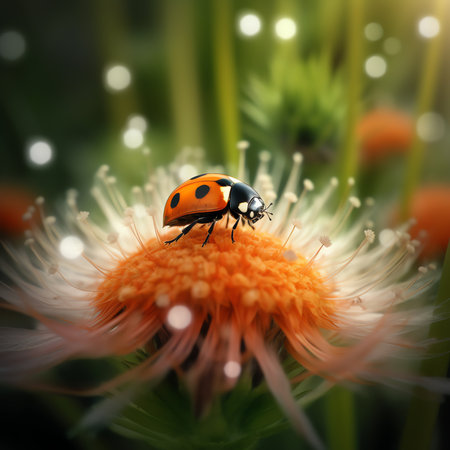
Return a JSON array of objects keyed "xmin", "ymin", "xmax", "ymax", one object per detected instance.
[{"xmin": 95, "ymin": 225, "xmax": 335, "ymax": 331}]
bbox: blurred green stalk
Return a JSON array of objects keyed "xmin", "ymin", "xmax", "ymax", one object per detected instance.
[
  {"xmin": 164, "ymin": 0, "xmax": 204, "ymax": 149},
  {"xmin": 337, "ymin": 0, "xmax": 363, "ymax": 200},
  {"xmin": 325, "ymin": 386, "xmax": 357, "ymax": 450},
  {"xmin": 325, "ymin": 1, "xmax": 363, "ymax": 448},
  {"xmin": 211, "ymin": 0, "xmax": 239, "ymax": 168},
  {"xmin": 319, "ymin": 0, "xmax": 342, "ymax": 58},
  {"xmin": 92, "ymin": 0, "xmax": 139, "ymax": 129},
  {"xmin": 400, "ymin": 0, "xmax": 447, "ymax": 219},
  {"xmin": 399, "ymin": 242, "xmax": 450, "ymax": 450}
]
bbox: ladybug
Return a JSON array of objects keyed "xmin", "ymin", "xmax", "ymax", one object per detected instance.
[{"xmin": 163, "ymin": 173, "xmax": 272, "ymax": 247}]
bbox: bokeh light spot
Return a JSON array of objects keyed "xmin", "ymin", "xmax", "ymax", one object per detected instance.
[
  {"xmin": 127, "ymin": 115, "xmax": 148, "ymax": 133},
  {"xmin": 27, "ymin": 140, "xmax": 53, "ymax": 166},
  {"xmin": 418, "ymin": 16, "xmax": 440, "ymax": 38},
  {"xmin": 123, "ymin": 128, "xmax": 144, "ymax": 149},
  {"xmin": 275, "ymin": 18, "xmax": 297, "ymax": 40},
  {"xmin": 104, "ymin": 64, "xmax": 132, "ymax": 91},
  {"xmin": 167, "ymin": 305, "xmax": 192, "ymax": 330},
  {"xmin": 0, "ymin": 30, "xmax": 26, "ymax": 61},
  {"xmin": 364, "ymin": 55, "xmax": 387, "ymax": 78},
  {"xmin": 383, "ymin": 37, "xmax": 402, "ymax": 55},
  {"xmin": 59, "ymin": 236, "xmax": 84, "ymax": 259},
  {"xmin": 238, "ymin": 13, "xmax": 262, "ymax": 37},
  {"xmin": 379, "ymin": 229, "xmax": 396, "ymax": 248},
  {"xmin": 224, "ymin": 361, "xmax": 242, "ymax": 378},
  {"xmin": 364, "ymin": 22, "xmax": 383, "ymax": 41},
  {"xmin": 417, "ymin": 112, "xmax": 445, "ymax": 143}
]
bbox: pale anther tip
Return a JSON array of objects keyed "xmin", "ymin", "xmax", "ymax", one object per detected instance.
[
  {"xmin": 303, "ymin": 179, "xmax": 314, "ymax": 191},
  {"xmin": 364, "ymin": 229, "xmax": 375, "ymax": 243},
  {"xmin": 330, "ymin": 177, "xmax": 339, "ymax": 186},
  {"xmin": 66, "ymin": 189, "xmax": 78, "ymax": 202},
  {"xmin": 418, "ymin": 266, "xmax": 428, "ymax": 274},
  {"xmin": 284, "ymin": 191, "xmax": 298, "ymax": 203},
  {"xmin": 349, "ymin": 196, "xmax": 361, "ymax": 208},
  {"xmin": 259, "ymin": 150, "xmax": 271, "ymax": 162},
  {"xmin": 107, "ymin": 232, "xmax": 118, "ymax": 244},
  {"xmin": 96, "ymin": 165, "xmax": 109, "ymax": 178},
  {"xmin": 292, "ymin": 152, "xmax": 303, "ymax": 164},
  {"xmin": 283, "ymin": 249, "xmax": 298, "ymax": 262},
  {"xmin": 365, "ymin": 197, "xmax": 375, "ymax": 206},
  {"xmin": 347, "ymin": 177, "xmax": 355, "ymax": 186},
  {"xmin": 428, "ymin": 263, "xmax": 437, "ymax": 270},
  {"xmin": 77, "ymin": 211, "xmax": 90, "ymax": 222},
  {"xmin": 265, "ymin": 190, "xmax": 277, "ymax": 201},
  {"xmin": 45, "ymin": 216, "xmax": 56, "ymax": 225},
  {"xmin": 319, "ymin": 235, "xmax": 332, "ymax": 247},
  {"xmin": 35, "ymin": 196, "xmax": 45, "ymax": 205},
  {"xmin": 237, "ymin": 140, "xmax": 249, "ymax": 151},
  {"xmin": 123, "ymin": 216, "xmax": 133, "ymax": 226},
  {"xmin": 24, "ymin": 238, "xmax": 35, "ymax": 246},
  {"xmin": 406, "ymin": 244, "xmax": 416, "ymax": 254}
]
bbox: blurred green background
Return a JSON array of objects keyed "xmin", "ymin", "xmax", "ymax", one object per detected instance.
[{"xmin": 0, "ymin": 0, "xmax": 449, "ymax": 449}]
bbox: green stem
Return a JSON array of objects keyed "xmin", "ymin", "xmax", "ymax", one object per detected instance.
[
  {"xmin": 325, "ymin": 386, "xmax": 357, "ymax": 450},
  {"xmin": 399, "ymin": 242, "xmax": 450, "ymax": 450},
  {"xmin": 400, "ymin": 0, "xmax": 447, "ymax": 220},
  {"xmin": 164, "ymin": 0, "xmax": 204, "ymax": 149},
  {"xmin": 337, "ymin": 0, "xmax": 364, "ymax": 200},
  {"xmin": 325, "ymin": 2, "xmax": 363, "ymax": 444},
  {"xmin": 212, "ymin": 0, "xmax": 239, "ymax": 168},
  {"xmin": 91, "ymin": 0, "xmax": 139, "ymax": 129}
]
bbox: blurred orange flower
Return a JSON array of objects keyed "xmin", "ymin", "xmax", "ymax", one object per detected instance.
[
  {"xmin": 409, "ymin": 186, "xmax": 450, "ymax": 259},
  {"xmin": 358, "ymin": 108, "xmax": 414, "ymax": 163},
  {"xmin": 0, "ymin": 184, "xmax": 35, "ymax": 237}
]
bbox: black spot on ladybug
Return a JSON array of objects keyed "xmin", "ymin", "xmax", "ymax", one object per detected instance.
[
  {"xmin": 215, "ymin": 178, "xmax": 233, "ymax": 187},
  {"xmin": 190, "ymin": 173, "xmax": 207, "ymax": 180},
  {"xmin": 195, "ymin": 185, "xmax": 210, "ymax": 199},
  {"xmin": 170, "ymin": 192, "xmax": 180, "ymax": 208}
]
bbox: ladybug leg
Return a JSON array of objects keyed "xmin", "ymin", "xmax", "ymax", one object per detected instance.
[
  {"xmin": 201, "ymin": 220, "xmax": 217, "ymax": 247},
  {"xmin": 164, "ymin": 218, "xmax": 204, "ymax": 245},
  {"xmin": 225, "ymin": 212, "xmax": 230, "ymax": 228},
  {"xmin": 247, "ymin": 219, "xmax": 255, "ymax": 230},
  {"xmin": 231, "ymin": 216, "xmax": 240, "ymax": 243}
]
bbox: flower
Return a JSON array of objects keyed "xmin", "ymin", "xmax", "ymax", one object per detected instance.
[
  {"xmin": 0, "ymin": 183, "xmax": 36, "ymax": 237},
  {"xmin": 408, "ymin": 185, "xmax": 450, "ymax": 259},
  {"xmin": 0, "ymin": 149, "xmax": 441, "ymax": 449},
  {"xmin": 358, "ymin": 107, "xmax": 414, "ymax": 164}
]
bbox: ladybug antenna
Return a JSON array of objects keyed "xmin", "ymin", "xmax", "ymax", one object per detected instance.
[{"xmin": 263, "ymin": 203, "xmax": 273, "ymax": 221}]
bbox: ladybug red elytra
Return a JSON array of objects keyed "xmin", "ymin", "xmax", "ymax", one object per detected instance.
[{"xmin": 163, "ymin": 173, "xmax": 272, "ymax": 247}]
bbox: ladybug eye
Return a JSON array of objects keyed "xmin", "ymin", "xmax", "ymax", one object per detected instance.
[{"xmin": 249, "ymin": 197, "xmax": 264, "ymax": 211}]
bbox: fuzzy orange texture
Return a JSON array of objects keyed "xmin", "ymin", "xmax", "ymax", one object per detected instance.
[
  {"xmin": 0, "ymin": 185, "xmax": 35, "ymax": 236},
  {"xmin": 409, "ymin": 186, "xmax": 450, "ymax": 258},
  {"xmin": 95, "ymin": 225, "xmax": 336, "ymax": 335},
  {"xmin": 357, "ymin": 108, "xmax": 413, "ymax": 163}
]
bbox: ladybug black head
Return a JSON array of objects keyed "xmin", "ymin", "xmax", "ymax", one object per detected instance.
[
  {"xmin": 246, "ymin": 197, "xmax": 266, "ymax": 223},
  {"xmin": 229, "ymin": 182, "xmax": 270, "ymax": 223}
]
